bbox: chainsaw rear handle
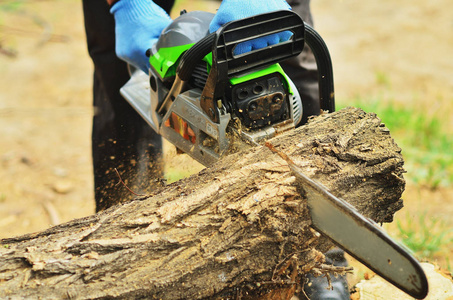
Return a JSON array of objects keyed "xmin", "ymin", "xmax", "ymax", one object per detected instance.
[
  {"xmin": 304, "ymin": 24, "xmax": 335, "ymax": 113},
  {"xmin": 176, "ymin": 10, "xmax": 335, "ymax": 113}
]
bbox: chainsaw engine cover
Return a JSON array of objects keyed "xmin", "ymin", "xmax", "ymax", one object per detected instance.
[{"xmin": 230, "ymin": 74, "xmax": 290, "ymax": 128}]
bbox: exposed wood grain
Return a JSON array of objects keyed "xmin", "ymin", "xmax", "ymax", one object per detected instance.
[{"xmin": 0, "ymin": 107, "xmax": 405, "ymax": 299}]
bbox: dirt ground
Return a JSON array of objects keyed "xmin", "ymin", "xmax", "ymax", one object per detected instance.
[{"xmin": 1, "ymin": 0, "xmax": 452, "ymax": 280}]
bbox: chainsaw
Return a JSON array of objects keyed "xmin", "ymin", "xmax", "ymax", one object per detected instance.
[{"xmin": 120, "ymin": 9, "xmax": 428, "ymax": 298}]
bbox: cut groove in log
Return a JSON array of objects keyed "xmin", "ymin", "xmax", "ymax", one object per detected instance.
[{"xmin": 0, "ymin": 107, "xmax": 405, "ymax": 299}]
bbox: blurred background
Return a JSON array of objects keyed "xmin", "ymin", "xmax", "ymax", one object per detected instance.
[{"xmin": 0, "ymin": 0, "xmax": 452, "ymax": 280}]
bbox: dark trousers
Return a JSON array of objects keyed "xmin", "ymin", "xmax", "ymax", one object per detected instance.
[
  {"xmin": 82, "ymin": 0, "xmax": 317, "ymax": 211},
  {"xmin": 82, "ymin": 0, "xmax": 174, "ymax": 211}
]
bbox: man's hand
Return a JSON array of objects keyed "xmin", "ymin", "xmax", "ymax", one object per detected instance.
[
  {"xmin": 209, "ymin": 0, "xmax": 293, "ymax": 55},
  {"xmin": 110, "ymin": 0, "xmax": 172, "ymax": 73}
]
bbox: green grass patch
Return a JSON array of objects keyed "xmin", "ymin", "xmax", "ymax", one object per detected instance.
[
  {"xmin": 385, "ymin": 211, "xmax": 453, "ymax": 271},
  {"xmin": 395, "ymin": 212, "xmax": 452, "ymax": 259},
  {"xmin": 164, "ymin": 167, "xmax": 197, "ymax": 184},
  {"xmin": 0, "ymin": 1, "xmax": 24, "ymax": 13},
  {"xmin": 165, "ymin": 170, "xmax": 188, "ymax": 184},
  {"xmin": 337, "ymin": 99, "xmax": 453, "ymax": 188}
]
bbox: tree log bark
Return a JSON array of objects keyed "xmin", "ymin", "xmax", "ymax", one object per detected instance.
[{"xmin": 0, "ymin": 107, "xmax": 405, "ymax": 299}]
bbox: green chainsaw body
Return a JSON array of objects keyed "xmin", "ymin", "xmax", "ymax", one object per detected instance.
[{"xmin": 121, "ymin": 10, "xmax": 313, "ymax": 166}]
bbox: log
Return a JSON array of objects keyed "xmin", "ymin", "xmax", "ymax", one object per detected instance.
[{"xmin": 0, "ymin": 107, "xmax": 405, "ymax": 299}]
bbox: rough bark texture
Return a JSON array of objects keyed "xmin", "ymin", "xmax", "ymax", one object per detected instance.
[{"xmin": 0, "ymin": 108, "xmax": 405, "ymax": 299}]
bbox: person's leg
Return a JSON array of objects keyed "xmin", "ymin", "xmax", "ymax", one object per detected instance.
[
  {"xmin": 282, "ymin": 0, "xmax": 320, "ymax": 125},
  {"xmin": 82, "ymin": 0, "xmax": 174, "ymax": 211}
]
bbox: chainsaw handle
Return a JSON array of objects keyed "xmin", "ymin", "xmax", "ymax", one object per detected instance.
[
  {"xmin": 177, "ymin": 33, "xmax": 216, "ymax": 82},
  {"xmin": 177, "ymin": 10, "xmax": 335, "ymax": 117},
  {"xmin": 304, "ymin": 24, "xmax": 335, "ymax": 113},
  {"xmin": 177, "ymin": 10, "xmax": 305, "ymax": 83}
]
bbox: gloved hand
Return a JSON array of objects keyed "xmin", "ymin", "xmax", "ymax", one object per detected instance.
[
  {"xmin": 209, "ymin": 0, "xmax": 293, "ymax": 55},
  {"xmin": 111, "ymin": 0, "xmax": 172, "ymax": 73}
]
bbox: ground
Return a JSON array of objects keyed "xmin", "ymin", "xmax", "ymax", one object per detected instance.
[{"xmin": 0, "ymin": 0, "xmax": 452, "ymax": 287}]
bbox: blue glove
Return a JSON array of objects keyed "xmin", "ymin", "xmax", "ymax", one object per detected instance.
[
  {"xmin": 111, "ymin": 0, "xmax": 172, "ymax": 73},
  {"xmin": 209, "ymin": 0, "xmax": 293, "ymax": 55}
]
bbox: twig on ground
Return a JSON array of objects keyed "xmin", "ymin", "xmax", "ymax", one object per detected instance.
[
  {"xmin": 0, "ymin": 25, "xmax": 69, "ymax": 43},
  {"xmin": 0, "ymin": 41, "xmax": 17, "ymax": 57},
  {"xmin": 41, "ymin": 200, "xmax": 60, "ymax": 226}
]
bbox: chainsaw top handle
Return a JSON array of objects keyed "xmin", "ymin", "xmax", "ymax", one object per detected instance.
[{"xmin": 176, "ymin": 10, "xmax": 335, "ymax": 116}]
